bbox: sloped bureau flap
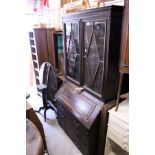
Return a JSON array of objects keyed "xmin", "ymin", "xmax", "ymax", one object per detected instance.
[{"xmin": 55, "ymin": 80, "xmax": 104, "ymax": 129}]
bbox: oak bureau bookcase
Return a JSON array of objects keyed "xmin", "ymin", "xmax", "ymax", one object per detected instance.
[{"xmin": 56, "ymin": 5, "xmax": 123, "ymax": 155}]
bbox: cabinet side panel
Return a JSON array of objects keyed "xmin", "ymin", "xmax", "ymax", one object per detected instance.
[
  {"xmin": 103, "ymin": 14, "xmax": 123, "ymax": 102},
  {"xmin": 34, "ymin": 29, "xmax": 49, "ymax": 68},
  {"xmin": 46, "ymin": 29, "xmax": 56, "ymax": 69}
]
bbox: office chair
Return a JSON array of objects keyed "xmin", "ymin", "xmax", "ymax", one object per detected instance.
[{"xmin": 35, "ymin": 62, "xmax": 62, "ymax": 122}]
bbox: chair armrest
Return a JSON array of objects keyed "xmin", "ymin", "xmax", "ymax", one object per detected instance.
[{"xmin": 37, "ymin": 83, "xmax": 47, "ymax": 91}]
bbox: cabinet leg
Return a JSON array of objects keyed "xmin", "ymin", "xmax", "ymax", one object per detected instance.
[{"xmin": 115, "ymin": 72, "xmax": 123, "ymax": 111}]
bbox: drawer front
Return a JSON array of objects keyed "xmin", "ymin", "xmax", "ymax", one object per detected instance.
[
  {"xmin": 107, "ymin": 124, "xmax": 129, "ymax": 152},
  {"xmin": 57, "ymin": 102, "xmax": 90, "ymax": 155},
  {"xmin": 57, "ymin": 102, "xmax": 80, "ymax": 145},
  {"xmin": 108, "ymin": 113, "xmax": 129, "ymax": 133},
  {"xmin": 76, "ymin": 121, "xmax": 89, "ymax": 155}
]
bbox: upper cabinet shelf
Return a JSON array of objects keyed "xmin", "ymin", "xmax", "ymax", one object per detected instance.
[{"xmin": 62, "ymin": 6, "xmax": 124, "ymax": 102}]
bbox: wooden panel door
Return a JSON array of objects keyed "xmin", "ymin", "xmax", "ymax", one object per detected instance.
[{"xmin": 46, "ymin": 28, "xmax": 56, "ymax": 69}]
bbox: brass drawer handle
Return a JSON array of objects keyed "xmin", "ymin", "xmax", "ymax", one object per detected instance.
[{"xmin": 73, "ymin": 87, "xmax": 84, "ymax": 95}]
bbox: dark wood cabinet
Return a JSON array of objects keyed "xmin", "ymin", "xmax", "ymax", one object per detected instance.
[
  {"xmin": 56, "ymin": 80, "xmax": 104, "ymax": 155},
  {"xmin": 56, "ymin": 5, "xmax": 124, "ymax": 155},
  {"xmin": 56, "ymin": 80, "xmax": 116, "ymax": 155},
  {"xmin": 63, "ymin": 6, "xmax": 123, "ymax": 102},
  {"xmin": 33, "ymin": 28, "xmax": 56, "ymax": 68},
  {"xmin": 29, "ymin": 28, "xmax": 56, "ymax": 94}
]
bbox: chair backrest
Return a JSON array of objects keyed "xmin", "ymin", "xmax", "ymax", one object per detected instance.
[
  {"xmin": 40, "ymin": 62, "xmax": 62, "ymax": 107},
  {"xmin": 39, "ymin": 62, "xmax": 49, "ymax": 86},
  {"xmin": 47, "ymin": 64, "xmax": 58, "ymax": 102}
]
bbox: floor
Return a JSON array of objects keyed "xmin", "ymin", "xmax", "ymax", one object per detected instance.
[{"xmin": 27, "ymin": 87, "xmax": 82, "ymax": 155}]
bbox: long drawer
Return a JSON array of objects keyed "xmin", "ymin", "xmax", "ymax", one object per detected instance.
[
  {"xmin": 107, "ymin": 124, "xmax": 129, "ymax": 152},
  {"xmin": 57, "ymin": 100, "xmax": 99, "ymax": 155},
  {"xmin": 57, "ymin": 101, "xmax": 90, "ymax": 155}
]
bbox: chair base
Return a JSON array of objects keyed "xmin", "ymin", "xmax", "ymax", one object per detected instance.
[{"xmin": 35, "ymin": 105, "xmax": 57, "ymax": 122}]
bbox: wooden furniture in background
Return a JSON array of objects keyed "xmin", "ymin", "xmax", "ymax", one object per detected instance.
[
  {"xmin": 33, "ymin": 28, "xmax": 56, "ymax": 68},
  {"xmin": 53, "ymin": 31, "xmax": 65, "ymax": 75},
  {"xmin": 26, "ymin": 101, "xmax": 47, "ymax": 152},
  {"xmin": 115, "ymin": 0, "xmax": 129, "ymax": 111},
  {"xmin": 62, "ymin": 6, "xmax": 123, "ymax": 102},
  {"xmin": 28, "ymin": 31, "xmax": 40, "ymax": 91},
  {"xmin": 105, "ymin": 98, "xmax": 129, "ymax": 154},
  {"xmin": 28, "ymin": 28, "xmax": 56, "ymax": 94}
]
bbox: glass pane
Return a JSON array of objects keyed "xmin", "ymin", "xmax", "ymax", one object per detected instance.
[
  {"xmin": 72, "ymin": 23, "xmax": 79, "ymax": 54},
  {"xmin": 65, "ymin": 22, "xmax": 80, "ymax": 82},
  {"xmin": 58, "ymin": 48, "xmax": 63, "ymax": 55},
  {"xmin": 94, "ymin": 22, "xmax": 105, "ymax": 43},
  {"xmin": 69, "ymin": 35, "xmax": 76, "ymax": 55},
  {"xmin": 65, "ymin": 23, "xmax": 71, "ymax": 51},
  {"xmin": 93, "ymin": 62, "xmax": 104, "ymax": 95},
  {"xmin": 83, "ymin": 21, "xmax": 105, "ymax": 96},
  {"xmin": 74, "ymin": 55, "xmax": 80, "ymax": 81},
  {"xmin": 87, "ymin": 44, "xmax": 100, "ymax": 80},
  {"xmin": 68, "ymin": 56, "xmax": 75, "ymax": 77},
  {"xmin": 97, "ymin": 44, "xmax": 104, "ymax": 60},
  {"xmin": 94, "ymin": 21, "xmax": 106, "ymax": 60},
  {"xmin": 57, "ymin": 35, "xmax": 63, "ymax": 47},
  {"xmin": 66, "ymin": 23, "xmax": 71, "ymax": 35},
  {"xmin": 84, "ymin": 22, "xmax": 93, "ymax": 47},
  {"xmin": 84, "ymin": 58, "xmax": 91, "ymax": 88}
]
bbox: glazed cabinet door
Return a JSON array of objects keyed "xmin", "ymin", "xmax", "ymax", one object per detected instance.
[
  {"xmin": 63, "ymin": 21, "xmax": 81, "ymax": 84},
  {"xmin": 82, "ymin": 19, "xmax": 107, "ymax": 98}
]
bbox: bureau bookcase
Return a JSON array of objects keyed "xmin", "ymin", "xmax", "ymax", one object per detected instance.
[{"xmin": 56, "ymin": 5, "xmax": 123, "ymax": 155}]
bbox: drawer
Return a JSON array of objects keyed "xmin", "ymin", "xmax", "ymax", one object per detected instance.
[
  {"xmin": 67, "ymin": 127, "xmax": 78, "ymax": 145},
  {"xmin": 107, "ymin": 124, "xmax": 129, "ymax": 152},
  {"xmin": 58, "ymin": 118, "xmax": 68, "ymax": 134},
  {"xmin": 108, "ymin": 113, "xmax": 129, "ymax": 134}
]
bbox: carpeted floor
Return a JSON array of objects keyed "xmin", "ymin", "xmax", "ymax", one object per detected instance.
[{"xmin": 27, "ymin": 87, "xmax": 82, "ymax": 155}]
